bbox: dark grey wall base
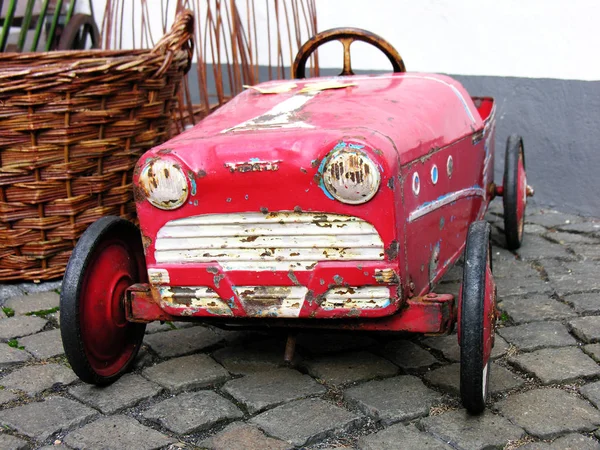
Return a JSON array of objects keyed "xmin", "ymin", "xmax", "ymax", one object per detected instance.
[{"xmin": 187, "ymin": 65, "xmax": 600, "ymax": 216}]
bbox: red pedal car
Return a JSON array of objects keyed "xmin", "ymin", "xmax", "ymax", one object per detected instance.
[{"xmin": 60, "ymin": 28, "xmax": 532, "ymax": 414}]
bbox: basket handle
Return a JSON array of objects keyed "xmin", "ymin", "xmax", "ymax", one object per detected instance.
[{"xmin": 151, "ymin": 10, "xmax": 195, "ymax": 78}]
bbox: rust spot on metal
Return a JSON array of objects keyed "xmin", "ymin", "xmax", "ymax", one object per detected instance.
[
  {"xmin": 260, "ymin": 207, "xmax": 269, "ymax": 214},
  {"xmin": 290, "ymin": 252, "xmax": 300, "ymax": 257},
  {"xmin": 287, "ymin": 270, "xmax": 301, "ymax": 286},
  {"xmin": 240, "ymin": 235, "xmax": 258, "ymax": 243},
  {"xmin": 141, "ymin": 234, "xmax": 152, "ymax": 251},
  {"xmin": 133, "ymin": 185, "xmax": 146, "ymax": 203},
  {"xmin": 387, "ymin": 177, "xmax": 394, "ymax": 190},
  {"xmin": 385, "ymin": 240, "xmax": 399, "ymax": 260},
  {"xmin": 374, "ymin": 268, "xmax": 399, "ymax": 284},
  {"xmin": 333, "ymin": 274, "xmax": 344, "ymax": 285},
  {"xmin": 157, "ymin": 148, "xmax": 172, "ymax": 155},
  {"xmin": 293, "ymin": 205, "xmax": 303, "ymax": 213},
  {"xmin": 197, "ymin": 169, "xmax": 207, "ymax": 178},
  {"xmin": 346, "ymin": 309, "xmax": 361, "ymax": 317},
  {"xmin": 311, "ymin": 158, "xmax": 320, "ymax": 168},
  {"xmin": 372, "ymin": 148, "xmax": 384, "ymax": 156},
  {"xmin": 206, "ymin": 267, "xmax": 219, "ymax": 274},
  {"xmin": 214, "ymin": 274, "xmax": 225, "ymax": 288},
  {"xmin": 306, "ymin": 290, "xmax": 315, "ymax": 305}
]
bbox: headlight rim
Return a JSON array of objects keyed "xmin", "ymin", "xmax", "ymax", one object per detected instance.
[
  {"xmin": 139, "ymin": 158, "xmax": 190, "ymax": 210},
  {"xmin": 322, "ymin": 148, "xmax": 381, "ymax": 205}
]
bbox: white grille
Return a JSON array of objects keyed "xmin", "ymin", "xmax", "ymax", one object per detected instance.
[
  {"xmin": 233, "ymin": 286, "xmax": 307, "ymax": 317},
  {"xmin": 321, "ymin": 286, "xmax": 391, "ymax": 310},
  {"xmin": 155, "ymin": 212, "xmax": 384, "ymax": 271}
]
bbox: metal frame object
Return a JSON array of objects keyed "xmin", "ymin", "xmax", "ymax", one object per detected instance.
[{"xmin": 60, "ymin": 27, "xmax": 533, "ymax": 413}]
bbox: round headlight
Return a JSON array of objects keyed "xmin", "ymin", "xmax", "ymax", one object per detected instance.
[
  {"xmin": 139, "ymin": 159, "xmax": 189, "ymax": 210},
  {"xmin": 322, "ymin": 149, "xmax": 381, "ymax": 204}
]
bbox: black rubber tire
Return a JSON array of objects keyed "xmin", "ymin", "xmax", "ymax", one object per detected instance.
[
  {"xmin": 503, "ymin": 135, "xmax": 526, "ymax": 250},
  {"xmin": 460, "ymin": 220, "xmax": 493, "ymax": 414},
  {"xmin": 60, "ymin": 216, "xmax": 146, "ymax": 385}
]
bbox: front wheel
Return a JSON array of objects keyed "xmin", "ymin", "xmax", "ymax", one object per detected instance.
[
  {"xmin": 459, "ymin": 221, "xmax": 497, "ymax": 414},
  {"xmin": 60, "ymin": 216, "xmax": 147, "ymax": 385}
]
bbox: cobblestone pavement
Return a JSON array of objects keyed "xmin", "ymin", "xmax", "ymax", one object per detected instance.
[{"xmin": 0, "ymin": 203, "xmax": 599, "ymax": 449}]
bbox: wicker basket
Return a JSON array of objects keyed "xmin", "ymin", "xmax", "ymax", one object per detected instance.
[{"xmin": 0, "ymin": 10, "xmax": 194, "ymax": 282}]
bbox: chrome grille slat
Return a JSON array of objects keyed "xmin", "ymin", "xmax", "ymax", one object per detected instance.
[{"xmin": 155, "ymin": 212, "xmax": 384, "ymax": 271}]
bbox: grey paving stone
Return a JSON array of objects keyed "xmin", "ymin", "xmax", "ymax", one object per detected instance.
[
  {"xmin": 0, "ymin": 363, "xmax": 76, "ymax": 395},
  {"xmin": 16, "ymin": 281, "xmax": 61, "ymax": 294},
  {"xmin": 143, "ymin": 325, "xmax": 224, "ymax": 358},
  {"xmin": 0, "ymin": 285, "xmax": 25, "ymax": 303},
  {"xmin": 558, "ymin": 221, "xmax": 600, "ymax": 234},
  {"xmin": 222, "ymin": 368, "xmax": 325, "ymax": 414},
  {"xmin": 0, "ymin": 397, "xmax": 96, "ymax": 441},
  {"xmin": 0, "ymin": 345, "xmax": 31, "ymax": 368},
  {"xmin": 524, "ymin": 224, "xmax": 548, "ymax": 234},
  {"xmin": 424, "ymin": 362, "xmax": 525, "ymax": 396},
  {"xmin": 302, "ymin": 351, "xmax": 399, "ymax": 386},
  {"xmin": 545, "ymin": 230, "xmax": 599, "ymax": 245},
  {"xmin": 568, "ymin": 316, "xmax": 600, "ymax": 343},
  {"xmin": 344, "ymin": 375, "xmax": 442, "ymax": 425},
  {"xmin": 296, "ymin": 332, "xmax": 377, "ymax": 354},
  {"xmin": 497, "ymin": 321, "xmax": 577, "ymax": 351},
  {"xmin": 492, "ymin": 258, "xmax": 539, "ymax": 279},
  {"xmin": 199, "ymin": 422, "xmax": 293, "ymax": 450},
  {"xmin": 498, "ymin": 294, "xmax": 576, "ymax": 324},
  {"xmin": 566, "ymin": 293, "xmax": 600, "ymax": 314},
  {"xmin": 0, "ymin": 389, "xmax": 18, "ymax": 405},
  {"xmin": 421, "ymin": 409, "xmax": 525, "ymax": 449},
  {"xmin": 496, "ymin": 388, "xmax": 600, "ymax": 439},
  {"xmin": 143, "ymin": 391, "xmax": 243, "ymax": 434},
  {"xmin": 212, "ymin": 343, "xmax": 286, "ymax": 375},
  {"xmin": 64, "ymin": 415, "xmax": 175, "ymax": 450},
  {"xmin": 47, "ymin": 311, "xmax": 59, "ymax": 325},
  {"xmin": 250, "ymin": 398, "xmax": 363, "ymax": 447},
  {"xmin": 380, "ymin": 340, "xmax": 438, "ymax": 370},
  {"xmin": 509, "ymin": 347, "xmax": 600, "ymax": 384},
  {"xmin": 526, "ymin": 211, "xmax": 584, "ymax": 228},
  {"xmin": 0, "ymin": 316, "xmax": 47, "ymax": 341},
  {"xmin": 584, "ymin": 343, "xmax": 600, "ymax": 362},
  {"xmin": 69, "ymin": 373, "xmax": 163, "ymax": 414},
  {"xmin": 580, "ymin": 380, "xmax": 600, "ymax": 409},
  {"xmin": 357, "ymin": 423, "xmax": 451, "ymax": 450},
  {"xmin": 144, "ymin": 321, "xmax": 195, "ymax": 334},
  {"xmin": 18, "ymin": 329, "xmax": 63, "ymax": 359},
  {"xmin": 0, "ymin": 434, "xmax": 28, "ymax": 450},
  {"xmin": 527, "ymin": 433, "xmax": 600, "ymax": 450},
  {"xmin": 142, "ymin": 353, "xmax": 229, "ymax": 393},
  {"xmin": 496, "ymin": 275, "xmax": 553, "ymax": 298},
  {"xmin": 572, "ymin": 244, "xmax": 600, "ymax": 260},
  {"xmin": 515, "ymin": 235, "xmax": 574, "ymax": 261},
  {"xmin": 422, "ymin": 333, "xmax": 509, "ymax": 362},
  {"xmin": 545, "ymin": 261, "xmax": 600, "ymax": 295},
  {"xmin": 3, "ymin": 292, "xmax": 59, "ymax": 316}
]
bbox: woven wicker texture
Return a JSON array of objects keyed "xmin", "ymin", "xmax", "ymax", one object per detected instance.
[{"xmin": 0, "ymin": 10, "xmax": 194, "ymax": 282}]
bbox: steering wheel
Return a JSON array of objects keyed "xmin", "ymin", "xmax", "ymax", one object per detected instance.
[{"xmin": 292, "ymin": 27, "xmax": 406, "ymax": 79}]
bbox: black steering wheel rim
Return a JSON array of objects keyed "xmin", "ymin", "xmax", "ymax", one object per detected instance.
[{"xmin": 292, "ymin": 27, "xmax": 406, "ymax": 79}]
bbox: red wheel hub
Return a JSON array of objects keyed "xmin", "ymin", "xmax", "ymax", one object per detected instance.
[
  {"xmin": 516, "ymin": 152, "xmax": 527, "ymax": 240},
  {"xmin": 482, "ymin": 257, "xmax": 496, "ymax": 363},
  {"xmin": 80, "ymin": 239, "xmax": 140, "ymax": 377}
]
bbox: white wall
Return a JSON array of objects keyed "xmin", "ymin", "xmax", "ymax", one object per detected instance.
[
  {"xmin": 88, "ymin": 0, "xmax": 599, "ymax": 81},
  {"xmin": 315, "ymin": 0, "xmax": 600, "ymax": 81}
]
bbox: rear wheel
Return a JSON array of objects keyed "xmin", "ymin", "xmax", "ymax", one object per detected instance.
[
  {"xmin": 459, "ymin": 221, "xmax": 496, "ymax": 414},
  {"xmin": 503, "ymin": 135, "xmax": 527, "ymax": 250},
  {"xmin": 60, "ymin": 216, "xmax": 147, "ymax": 385}
]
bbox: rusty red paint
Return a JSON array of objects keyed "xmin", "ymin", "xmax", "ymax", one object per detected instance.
[{"xmin": 129, "ymin": 62, "xmax": 501, "ymax": 332}]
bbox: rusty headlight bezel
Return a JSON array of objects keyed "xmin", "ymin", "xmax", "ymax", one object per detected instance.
[
  {"xmin": 322, "ymin": 149, "xmax": 381, "ymax": 205},
  {"xmin": 139, "ymin": 159, "xmax": 189, "ymax": 210}
]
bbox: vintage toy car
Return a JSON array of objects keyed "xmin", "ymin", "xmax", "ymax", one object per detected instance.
[{"xmin": 60, "ymin": 28, "xmax": 532, "ymax": 414}]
